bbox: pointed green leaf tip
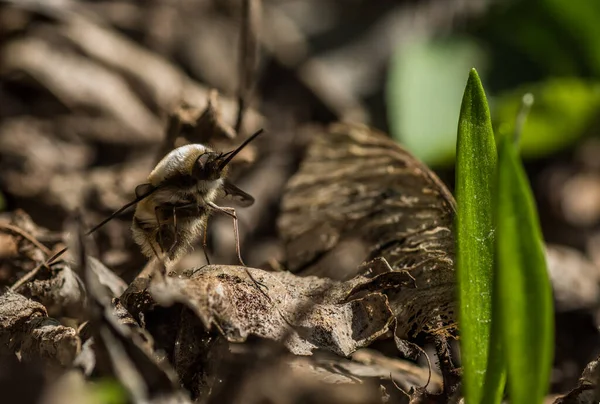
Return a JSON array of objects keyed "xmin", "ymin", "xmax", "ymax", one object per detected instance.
[
  {"xmin": 496, "ymin": 132, "xmax": 554, "ymax": 404},
  {"xmin": 456, "ymin": 68, "xmax": 502, "ymax": 404}
]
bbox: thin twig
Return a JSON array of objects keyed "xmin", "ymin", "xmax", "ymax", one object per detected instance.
[
  {"xmin": 10, "ymin": 243, "xmax": 72, "ymax": 291},
  {"xmin": 10, "ymin": 262, "xmax": 46, "ymax": 291},
  {"xmin": 154, "ymin": 110, "xmax": 183, "ymax": 166},
  {"xmin": 234, "ymin": 0, "xmax": 260, "ymax": 134},
  {"xmin": 432, "ymin": 326, "xmax": 460, "ymax": 399},
  {"xmin": 390, "ymin": 372, "xmax": 411, "ymax": 398},
  {"xmin": 0, "ymin": 223, "xmax": 52, "ymax": 256}
]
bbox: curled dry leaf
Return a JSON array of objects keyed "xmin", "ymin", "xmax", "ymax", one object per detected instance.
[
  {"xmin": 149, "ymin": 265, "xmax": 406, "ymax": 356},
  {"xmin": 21, "ymin": 262, "xmax": 86, "ymax": 319},
  {"xmin": 85, "ymin": 257, "xmax": 128, "ymax": 300},
  {"xmin": 553, "ymin": 354, "xmax": 600, "ymax": 404},
  {"xmin": 89, "ymin": 306, "xmax": 190, "ymax": 404},
  {"xmin": 57, "ymin": 11, "xmax": 263, "ymax": 134},
  {"xmin": 0, "ymin": 290, "xmax": 80, "ymax": 367},
  {"xmin": 1, "ymin": 36, "xmax": 162, "ymax": 142},
  {"xmin": 0, "ymin": 289, "xmax": 47, "ymax": 349},
  {"xmin": 278, "ymin": 123, "xmax": 456, "ymax": 338},
  {"xmin": 351, "ymin": 348, "xmax": 441, "ymax": 392},
  {"xmin": 157, "ymin": 91, "xmax": 256, "ymax": 169},
  {"xmin": 72, "ymin": 225, "xmax": 190, "ymax": 404},
  {"xmin": 19, "ymin": 316, "xmax": 80, "ymax": 367},
  {"xmin": 0, "ymin": 210, "xmax": 63, "ymax": 286},
  {"xmin": 0, "ymin": 208, "xmax": 125, "ymax": 297},
  {"xmin": 9, "ymin": 238, "xmax": 126, "ymax": 319}
]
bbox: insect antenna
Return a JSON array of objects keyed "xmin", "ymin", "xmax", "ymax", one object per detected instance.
[{"xmin": 218, "ymin": 128, "xmax": 264, "ymax": 171}]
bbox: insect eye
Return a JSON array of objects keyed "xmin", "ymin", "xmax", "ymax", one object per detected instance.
[
  {"xmin": 193, "ymin": 153, "xmax": 219, "ymax": 180},
  {"xmin": 197, "ymin": 153, "xmax": 211, "ymax": 170}
]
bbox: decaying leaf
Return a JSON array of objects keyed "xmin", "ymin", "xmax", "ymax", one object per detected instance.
[
  {"xmin": 149, "ymin": 265, "xmax": 406, "ymax": 356},
  {"xmin": 0, "ymin": 290, "xmax": 80, "ymax": 367},
  {"xmin": 0, "ymin": 210, "xmax": 58, "ymax": 286},
  {"xmin": 553, "ymin": 354, "xmax": 600, "ymax": 404},
  {"xmin": 351, "ymin": 348, "xmax": 441, "ymax": 392},
  {"xmin": 278, "ymin": 123, "xmax": 456, "ymax": 338},
  {"xmin": 0, "ymin": 289, "xmax": 47, "ymax": 350},
  {"xmin": 72, "ymin": 223, "xmax": 191, "ymax": 404},
  {"xmin": 21, "ymin": 262, "xmax": 86, "ymax": 319},
  {"xmin": 14, "ymin": 253, "xmax": 126, "ymax": 319},
  {"xmin": 227, "ymin": 353, "xmax": 385, "ymax": 404},
  {"xmin": 171, "ymin": 308, "xmax": 227, "ymax": 399},
  {"xmin": 19, "ymin": 316, "xmax": 80, "ymax": 367}
]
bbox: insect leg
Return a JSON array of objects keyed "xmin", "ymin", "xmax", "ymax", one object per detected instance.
[
  {"xmin": 166, "ymin": 202, "xmax": 201, "ymax": 260},
  {"xmin": 154, "ymin": 206, "xmax": 165, "ymax": 253},
  {"xmin": 207, "ymin": 201, "xmax": 270, "ymax": 296},
  {"xmin": 166, "ymin": 205, "xmax": 178, "ymax": 258},
  {"xmin": 206, "ymin": 202, "xmax": 244, "ymax": 265},
  {"xmin": 202, "ymin": 215, "xmax": 211, "ymax": 265}
]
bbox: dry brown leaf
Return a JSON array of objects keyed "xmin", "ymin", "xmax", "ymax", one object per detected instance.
[
  {"xmin": 13, "ymin": 251, "xmax": 126, "ymax": 319},
  {"xmin": 0, "ymin": 289, "xmax": 47, "ymax": 349},
  {"xmin": 1, "ymin": 36, "xmax": 162, "ymax": 142},
  {"xmin": 0, "ymin": 290, "xmax": 80, "ymax": 367},
  {"xmin": 75, "ymin": 237, "xmax": 191, "ymax": 404},
  {"xmin": 19, "ymin": 317, "xmax": 80, "ymax": 367},
  {"xmin": 553, "ymin": 354, "xmax": 600, "ymax": 403},
  {"xmin": 58, "ymin": 13, "xmax": 263, "ymax": 134},
  {"xmin": 21, "ymin": 262, "xmax": 86, "ymax": 318},
  {"xmin": 229, "ymin": 353, "xmax": 385, "ymax": 404},
  {"xmin": 149, "ymin": 265, "xmax": 404, "ymax": 356},
  {"xmin": 278, "ymin": 123, "xmax": 456, "ymax": 338}
]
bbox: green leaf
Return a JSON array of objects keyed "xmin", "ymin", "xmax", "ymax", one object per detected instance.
[
  {"xmin": 479, "ymin": 301, "xmax": 506, "ymax": 404},
  {"xmin": 493, "ymin": 78, "xmax": 600, "ymax": 158},
  {"xmin": 495, "ymin": 132, "xmax": 554, "ymax": 404},
  {"xmin": 89, "ymin": 379, "xmax": 129, "ymax": 404},
  {"xmin": 387, "ymin": 38, "xmax": 487, "ymax": 166},
  {"xmin": 542, "ymin": 0, "xmax": 600, "ymax": 76},
  {"xmin": 455, "ymin": 68, "xmax": 500, "ymax": 404}
]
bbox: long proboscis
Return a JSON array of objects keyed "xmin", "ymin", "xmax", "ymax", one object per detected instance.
[
  {"xmin": 45, "ymin": 187, "xmax": 158, "ymax": 265},
  {"xmin": 218, "ymin": 128, "xmax": 264, "ymax": 171}
]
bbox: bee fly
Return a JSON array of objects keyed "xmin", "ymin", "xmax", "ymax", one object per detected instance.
[
  {"xmin": 29, "ymin": 130, "xmax": 266, "ymax": 296},
  {"xmin": 131, "ymin": 129, "xmax": 263, "ymax": 266}
]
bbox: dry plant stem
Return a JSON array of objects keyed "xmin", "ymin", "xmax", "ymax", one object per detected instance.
[
  {"xmin": 10, "ymin": 243, "xmax": 70, "ymax": 291},
  {"xmin": 416, "ymin": 342, "xmax": 433, "ymax": 388},
  {"xmin": 202, "ymin": 216, "xmax": 210, "ymax": 265},
  {"xmin": 234, "ymin": 0, "xmax": 260, "ymax": 134},
  {"xmin": 0, "ymin": 223, "xmax": 52, "ymax": 256},
  {"xmin": 432, "ymin": 330, "xmax": 460, "ymax": 399},
  {"xmin": 142, "ymin": 223, "xmax": 168, "ymax": 278},
  {"xmin": 390, "ymin": 375, "xmax": 411, "ymax": 399},
  {"xmin": 10, "ymin": 262, "xmax": 48, "ymax": 291},
  {"xmin": 155, "ymin": 111, "xmax": 183, "ymax": 165}
]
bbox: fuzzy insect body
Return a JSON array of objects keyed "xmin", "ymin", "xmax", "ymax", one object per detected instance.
[
  {"xmin": 131, "ymin": 131, "xmax": 261, "ymax": 265},
  {"xmin": 133, "ymin": 145, "xmax": 215, "ymax": 261}
]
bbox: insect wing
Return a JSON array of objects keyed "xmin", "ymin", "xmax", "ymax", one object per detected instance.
[{"xmin": 221, "ymin": 180, "xmax": 255, "ymax": 207}]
